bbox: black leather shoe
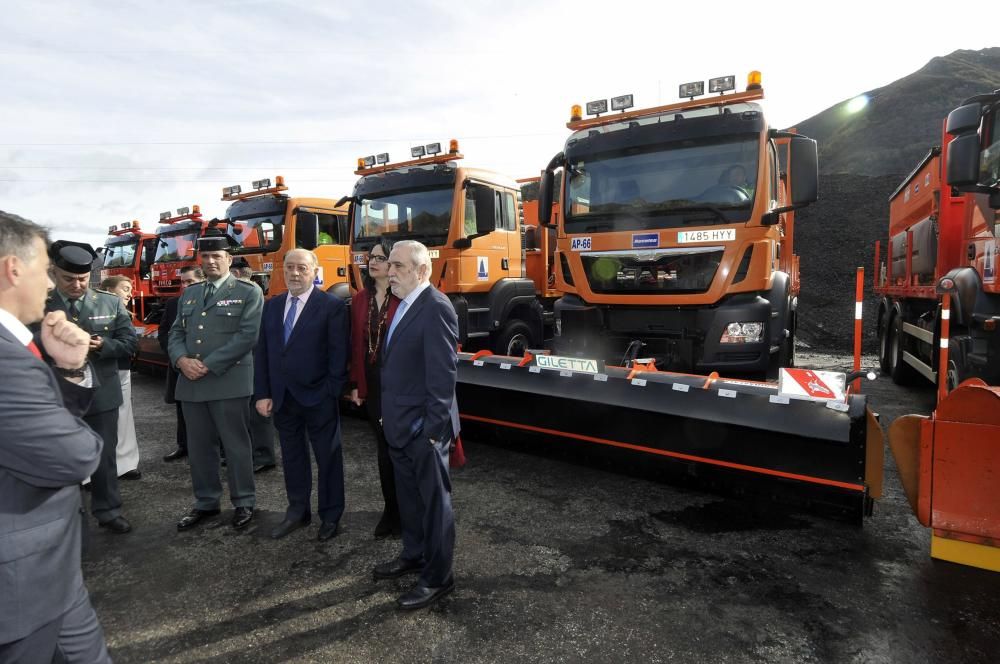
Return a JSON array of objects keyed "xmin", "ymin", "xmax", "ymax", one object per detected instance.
[
  {"xmin": 163, "ymin": 448, "xmax": 187, "ymax": 462},
  {"xmin": 232, "ymin": 506, "xmax": 254, "ymax": 529},
  {"xmin": 396, "ymin": 577, "xmax": 455, "ymax": 610},
  {"xmin": 253, "ymin": 462, "xmax": 276, "ymax": 474},
  {"xmin": 270, "ymin": 516, "xmax": 310, "ymax": 539},
  {"xmin": 119, "ymin": 469, "xmax": 141, "ymax": 480},
  {"xmin": 99, "ymin": 516, "xmax": 132, "ymax": 534},
  {"xmin": 317, "ymin": 522, "xmax": 339, "ymax": 541},
  {"xmin": 373, "ymin": 557, "xmax": 424, "ymax": 580},
  {"xmin": 373, "ymin": 513, "xmax": 401, "ymax": 539},
  {"xmin": 177, "ymin": 508, "xmax": 220, "ymax": 531}
]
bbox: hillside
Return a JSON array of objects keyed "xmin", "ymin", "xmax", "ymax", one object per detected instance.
[
  {"xmin": 793, "ymin": 48, "xmax": 1000, "ymax": 176},
  {"xmin": 792, "ymin": 48, "xmax": 999, "ymax": 352}
]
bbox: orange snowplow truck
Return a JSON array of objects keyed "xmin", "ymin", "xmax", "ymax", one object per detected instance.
[
  {"xmin": 151, "ymin": 205, "xmax": 218, "ymax": 298},
  {"xmin": 221, "ymin": 176, "xmax": 351, "ymax": 298},
  {"xmin": 346, "ymin": 141, "xmax": 558, "ymax": 355},
  {"xmin": 100, "ymin": 220, "xmax": 159, "ymax": 319},
  {"xmin": 875, "ymin": 92, "xmax": 1000, "ymax": 389},
  {"xmin": 537, "ymin": 72, "xmax": 818, "ymax": 377}
]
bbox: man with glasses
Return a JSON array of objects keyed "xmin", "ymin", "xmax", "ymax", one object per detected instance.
[
  {"xmin": 168, "ymin": 230, "xmax": 263, "ymax": 531},
  {"xmin": 254, "ymin": 249, "xmax": 349, "ymax": 540}
]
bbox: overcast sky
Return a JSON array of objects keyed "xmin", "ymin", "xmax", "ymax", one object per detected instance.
[{"xmin": 2, "ymin": 0, "xmax": 996, "ymax": 250}]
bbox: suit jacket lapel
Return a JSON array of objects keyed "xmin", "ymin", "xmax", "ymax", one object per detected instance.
[
  {"xmin": 284, "ymin": 291, "xmax": 318, "ymax": 349},
  {"xmin": 385, "ymin": 287, "xmax": 431, "ymax": 359}
]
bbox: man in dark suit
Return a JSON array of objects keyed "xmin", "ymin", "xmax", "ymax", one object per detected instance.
[
  {"xmin": 0, "ymin": 211, "xmax": 112, "ymax": 662},
  {"xmin": 373, "ymin": 240, "xmax": 459, "ymax": 610},
  {"xmin": 168, "ymin": 231, "xmax": 263, "ymax": 530},
  {"xmin": 254, "ymin": 249, "xmax": 349, "ymax": 541},
  {"xmin": 160, "ymin": 265, "xmax": 205, "ymax": 462},
  {"xmin": 45, "ymin": 240, "xmax": 137, "ymax": 534}
]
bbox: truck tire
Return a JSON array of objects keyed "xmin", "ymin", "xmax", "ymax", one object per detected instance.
[
  {"xmin": 877, "ymin": 305, "xmax": 891, "ymax": 374},
  {"xmin": 888, "ymin": 311, "xmax": 919, "ymax": 385},
  {"xmin": 945, "ymin": 338, "xmax": 968, "ymax": 393},
  {"xmin": 493, "ymin": 320, "xmax": 533, "ymax": 358}
]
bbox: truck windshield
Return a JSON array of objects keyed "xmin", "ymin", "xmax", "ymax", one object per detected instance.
[
  {"xmin": 352, "ymin": 186, "xmax": 453, "ymax": 249},
  {"xmin": 227, "ymin": 214, "xmax": 282, "ymax": 255},
  {"xmin": 565, "ymin": 136, "xmax": 759, "ymax": 232},
  {"xmin": 103, "ymin": 236, "xmax": 138, "ymax": 267},
  {"xmin": 154, "ymin": 226, "xmax": 198, "ymax": 263}
]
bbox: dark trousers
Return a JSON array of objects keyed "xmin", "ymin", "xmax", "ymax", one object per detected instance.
[
  {"xmin": 388, "ymin": 436, "xmax": 455, "ymax": 587},
  {"xmin": 83, "ymin": 409, "xmax": 122, "ymax": 523},
  {"xmin": 182, "ymin": 398, "xmax": 255, "ymax": 510},
  {"xmin": 175, "ymin": 401, "xmax": 187, "ymax": 448},
  {"xmin": 249, "ymin": 400, "xmax": 276, "ymax": 466},
  {"xmin": 273, "ymin": 393, "xmax": 345, "ymax": 524},
  {"xmin": 364, "ymin": 365, "xmax": 399, "ymax": 522},
  {"xmin": 0, "ymin": 584, "xmax": 111, "ymax": 664}
]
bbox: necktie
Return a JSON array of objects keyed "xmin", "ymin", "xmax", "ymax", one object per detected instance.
[
  {"xmin": 27, "ymin": 340, "xmax": 43, "ymax": 360},
  {"xmin": 384, "ymin": 299, "xmax": 409, "ymax": 348},
  {"xmin": 203, "ymin": 283, "xmax": 215, "ymax": 305},
  {"xmin": 283, "ymin": 296, "xmax": 298, "ymax": 343},
  {"xmin": 69, "ymin": 298, "xmax": 81, "ymax": 321}
]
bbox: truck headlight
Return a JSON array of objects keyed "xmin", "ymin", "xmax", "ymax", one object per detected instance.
[{"xmin": 720, "ymin": 321, "xmax": 764, "ymax": 344}]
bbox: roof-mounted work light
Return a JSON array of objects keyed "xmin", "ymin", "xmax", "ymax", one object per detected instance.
[
  {"xmin": 611, "ymin": 94, "xmax": 634, "ymax": 112},
  {"xmin": 363, "ymin": 155, "xmax": 376, "ymax": 168},
  {"xmin": 425, "ymin": 142, "xmax": 442, "ymax": 156},
  {"xmin": 411, "ymin": 145, "xmax": 426, "ymax": 158},
  {"xmin": 176, "ymin": 207, "xmax": 190, "ymax": 216},
  {"xmin": 679, "ymin": 81, "xmax": 705, "ymax": 99},
  {"xmin": 376, "ymin": 153, "xmax": 389, "ymax": 165},
  {"xmin": 159, "ymin": 211, "xmax": 171, "ymax": 221},
  {"xmin": 709, "ymin": 75, "xmax": 735, "ymax": 94},
  {"xmin": 586, "ymin": 99, "xmax": 608, "ymax": 116},
  {"xmin": 252, "ymin": 178, "xmax": 271, "ymax": 190}
]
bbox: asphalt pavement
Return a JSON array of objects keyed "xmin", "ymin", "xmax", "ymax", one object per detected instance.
[{"xmin": 81, "ymin": 366, "xmax": 1000, "ymax": 663}]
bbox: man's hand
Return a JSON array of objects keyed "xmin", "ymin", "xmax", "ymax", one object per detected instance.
[
  {"xmin": 255, "ymin": 398, "xmax": 273, "ymax": 417},
  {"xmin": 40, "ymin": 310, "xmax": 90, "ymax": 369},
  {"xmin": 177, "ymin": 356, "xmax": 209, "ymax": 381},
  {"xmin": 349, "ymin": 388, "xmax": 364, "ymax": 407},
  {"xmin": 88, "ymin": 335, "xmax": 104, "ymax": 351}
]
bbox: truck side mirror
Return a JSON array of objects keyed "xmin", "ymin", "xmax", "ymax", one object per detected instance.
[
  {"xmin": 946, "ymin": 133, "xmax": 983, "ymax": 189},
  {"xmin": 473, "ymin": 186, "xmax": 497, "ymax": 236},
  {"xmin": 946, "ymin": 103, "xmax": 982, "ymax": 135},
  {"xmin": 538, "ymin": 151, "xmax": 565, "ymax": 226},
  {"xmin": 296, "ymin": 211, "xmax": 319, "ymax": 250},
  {"xmin": 788, "ymin": 136, "xmax": 818, "ymax": 206}
]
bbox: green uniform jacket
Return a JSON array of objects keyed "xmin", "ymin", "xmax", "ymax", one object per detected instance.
[
  {"xmin": 43, "ymin": 288, "xmax": 137, "ymax": 414},
  {"xmin": 167, "ymin": 275, "xmax": 263, "ymax": 402}
]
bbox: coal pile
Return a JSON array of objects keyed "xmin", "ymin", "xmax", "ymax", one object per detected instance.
[{"xmin": 794, "ymin": 173, "xmax": 903, "ymax": 353}]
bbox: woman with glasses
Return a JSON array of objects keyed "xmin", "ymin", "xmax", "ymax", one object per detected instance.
[
  {"xmin": 349, "ymin": 238, "xmax": 403, "ymax": 538},
  {"xmin": 99, "ymin": 275, "xmax": 141, "ymax": 481}
]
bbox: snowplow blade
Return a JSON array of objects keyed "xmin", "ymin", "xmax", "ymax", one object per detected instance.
[
  {"xmin": 887, "ymin": 379, "xmax": 1000, "ymax": 572},
  {"xmin": 457, "ymin": 352, "xmax": 883, "ymax": 522}
]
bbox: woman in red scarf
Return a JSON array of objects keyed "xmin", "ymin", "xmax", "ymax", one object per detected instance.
[{"xmin": 349, "ymin": 239, "xmax": 402, "ymax": 538}]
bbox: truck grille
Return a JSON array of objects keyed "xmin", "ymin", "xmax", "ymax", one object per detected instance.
[{"xmin": 581, "ymin": 247, "xmax": 723, "ymax": 295}]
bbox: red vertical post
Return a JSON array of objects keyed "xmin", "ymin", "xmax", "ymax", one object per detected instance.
[
  {"xmin": 853, "ymin": 267, "xmax": 864, "ymax": 393},
  {"xmin": 938, "ymin": 294, "xmax": 951, "ymax": 405}
]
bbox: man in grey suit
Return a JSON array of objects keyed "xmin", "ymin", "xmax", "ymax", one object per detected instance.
[
  {"xmin": 168, "ymin": 230, "xmax": 263, "ymax": 530},
  {"xmin": 45, "ymin": 240, "xmax": 137, "ymax": 534},
  {"xmin": 0, "ymin": 211, "xmax": 112, "ymax": 662},
  {"xmin": 372, "ymin": 240, "xmax": 459, "ymax": 610}
]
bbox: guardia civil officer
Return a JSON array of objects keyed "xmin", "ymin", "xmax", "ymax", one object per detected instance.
[
  {"xmin": 43, "ymin": 240, "xmax": 137, "ymax": 534},
  {"xmin": 168, "ymin": 230, "xmax": 264, "ymax": 530}
]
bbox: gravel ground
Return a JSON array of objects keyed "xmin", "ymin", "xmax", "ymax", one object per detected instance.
[{"xmin": 81, "ymin": 355, "xmax": 999, "ymax": 663}]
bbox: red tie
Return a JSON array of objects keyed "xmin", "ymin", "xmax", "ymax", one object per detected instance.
[{"xmin": 27, "ymin": 340, "xmax": 43, "ymax": 360}]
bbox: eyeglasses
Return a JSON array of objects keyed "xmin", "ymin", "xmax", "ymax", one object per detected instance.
[{"xmin": 368, "ymin": 255, "xmax": 388, "ymax": 264}]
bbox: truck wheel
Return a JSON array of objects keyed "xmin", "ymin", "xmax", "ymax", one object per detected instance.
[
  {"xmin": 493, "ymin": 320, "xmax": 533, "ymax": 358},
  {"xmin": 888, "ymin": 312, "xmax": 919, "ymax": 385},
  {"xmin": 945, "ymin": 339, "xmax": 968, "ymax": 393},
  {"xmin": 877, "ymin": 306, "xmax": 891, "ymax": 374}
]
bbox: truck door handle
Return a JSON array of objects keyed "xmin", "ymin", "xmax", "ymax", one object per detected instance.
[
  {"xmin": 501, "ymin": 258, "xmax": 509, "ymax": 270},
  {"xmin": 968, "ymin": 244, "xmax": 976, "ymax": 262}
]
